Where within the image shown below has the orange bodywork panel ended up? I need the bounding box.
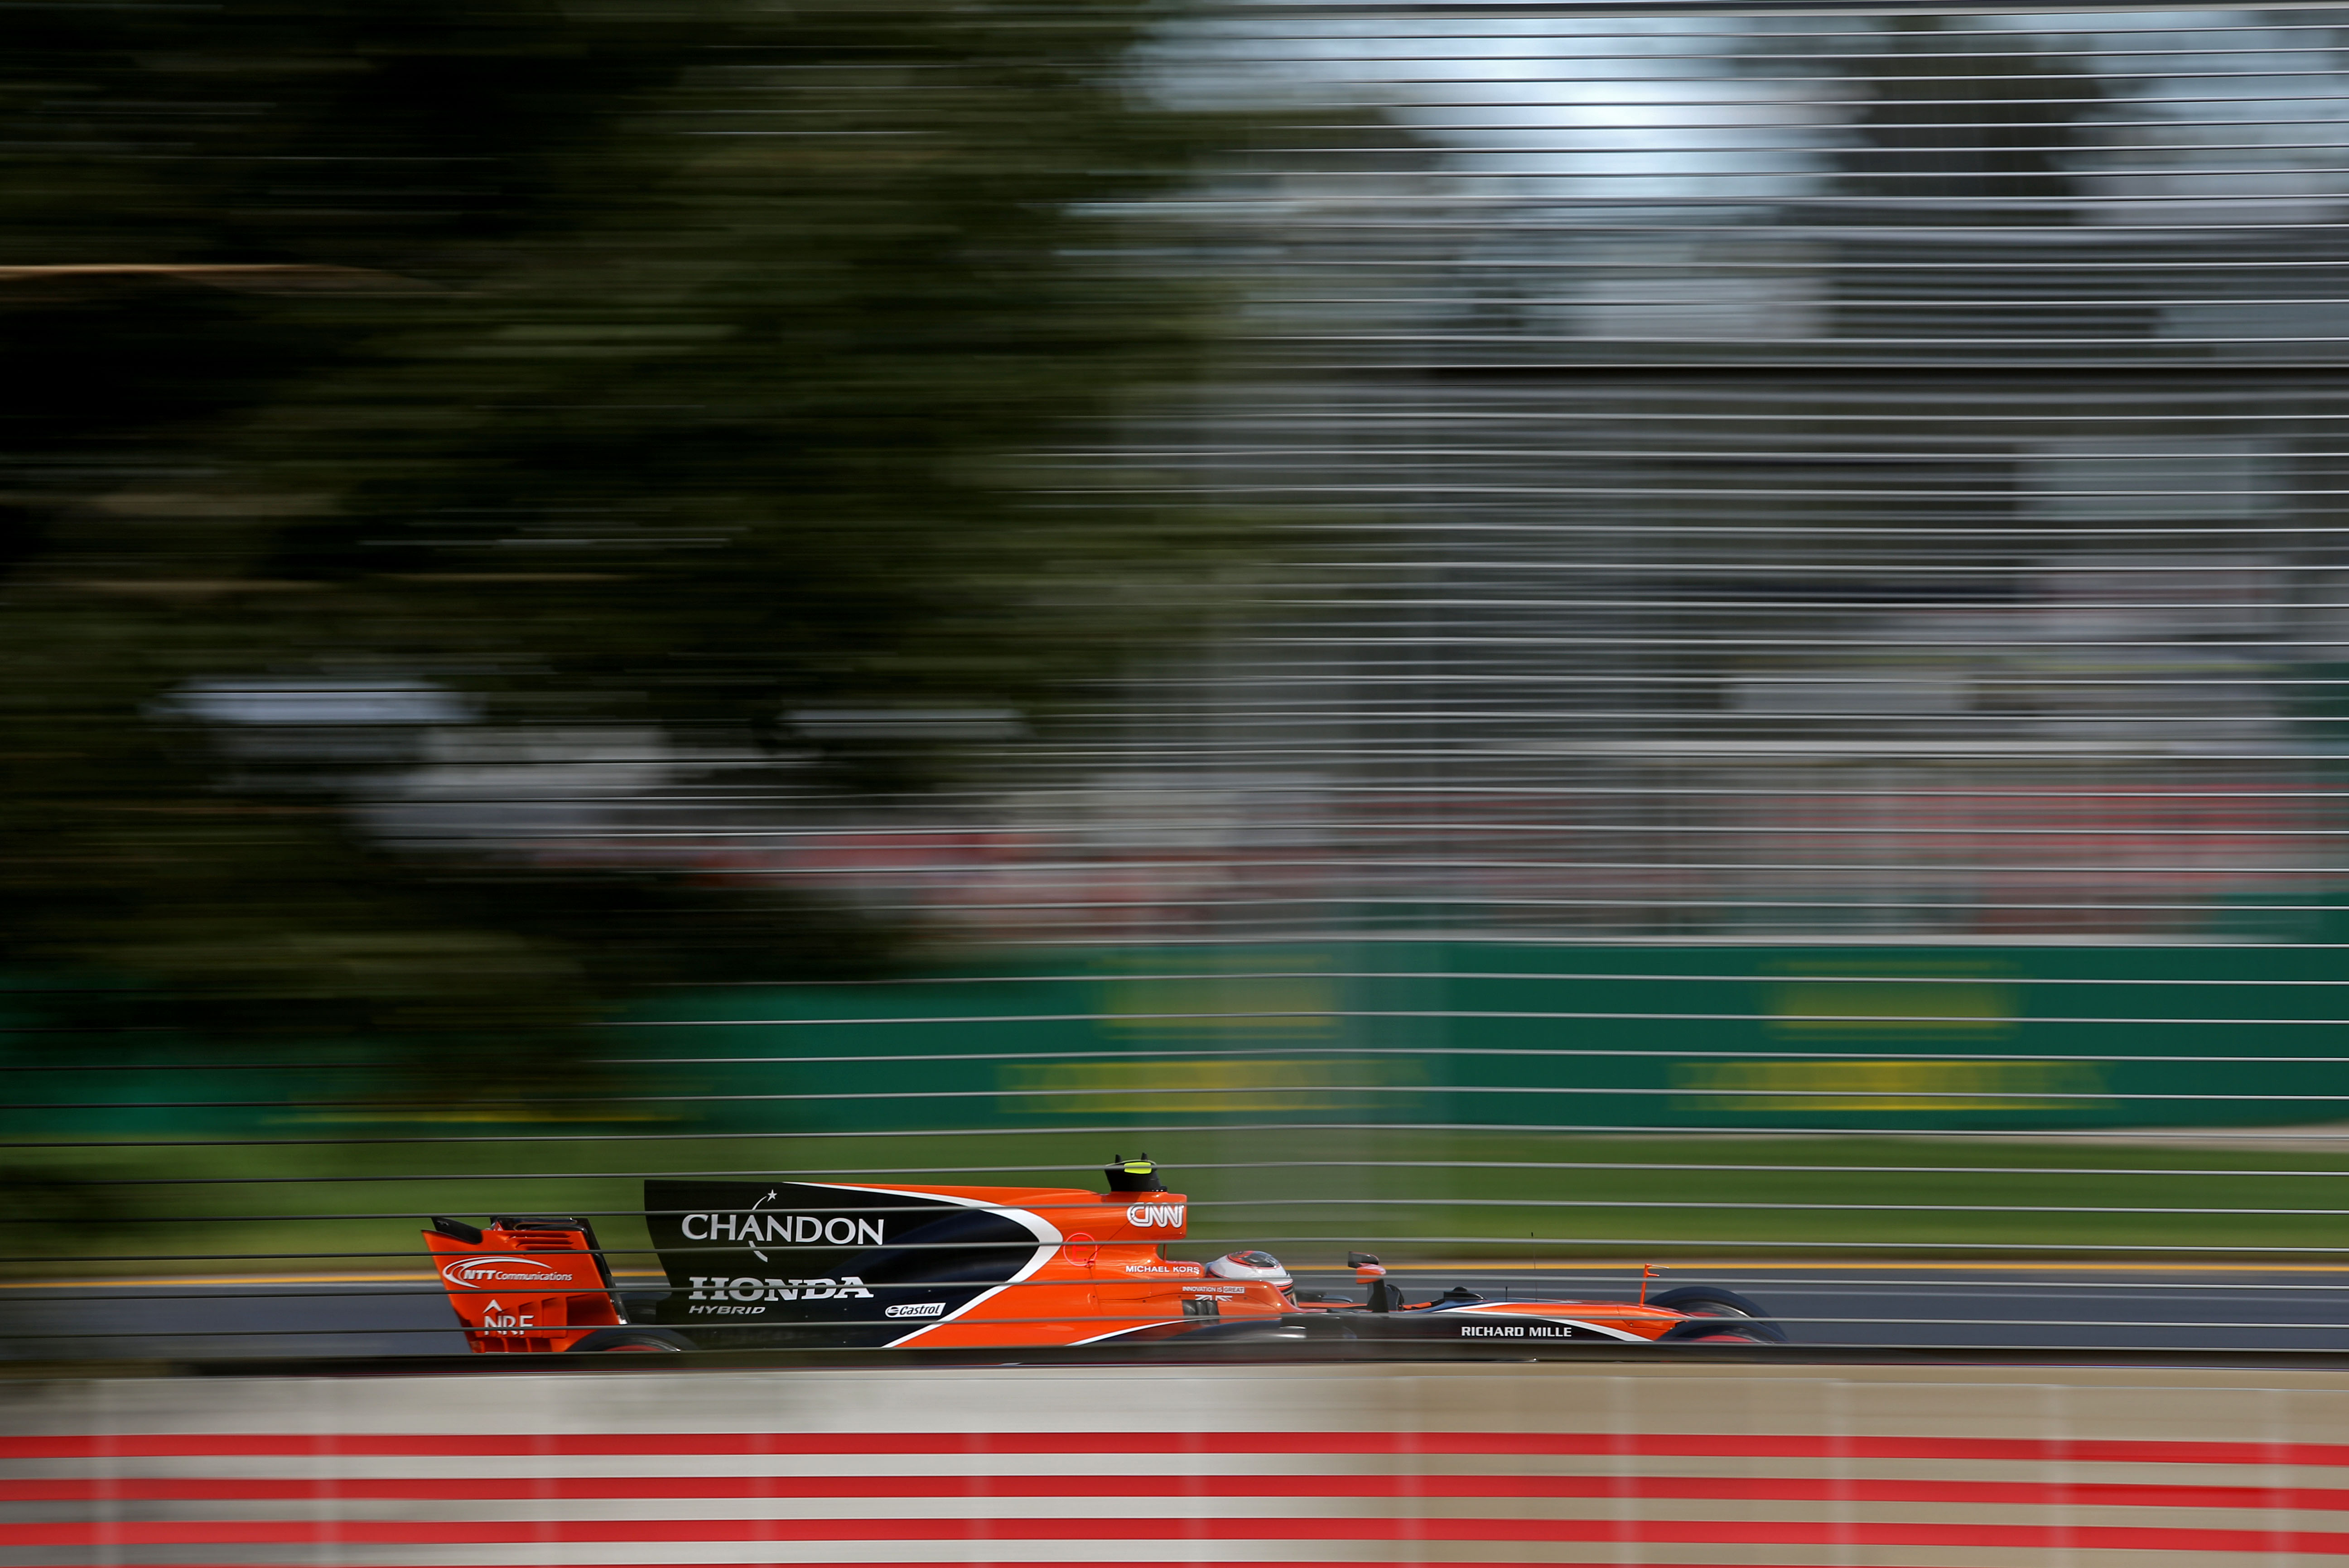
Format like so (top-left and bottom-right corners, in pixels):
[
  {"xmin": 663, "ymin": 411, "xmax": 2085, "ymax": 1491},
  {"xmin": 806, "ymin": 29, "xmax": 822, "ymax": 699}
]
[
  {"xmin": 422, "ymin": 1220, "xmax": 622, "ymax": 1353},
  {"xmin": 853, "ymin": 1186, "xmax": 1287, "ymax": 1349}
]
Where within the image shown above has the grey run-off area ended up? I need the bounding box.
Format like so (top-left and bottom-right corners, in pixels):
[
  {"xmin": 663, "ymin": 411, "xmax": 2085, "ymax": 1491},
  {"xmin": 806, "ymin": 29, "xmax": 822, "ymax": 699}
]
[{"xmin": 9, "ymin": 1266, "xmax": 2349, "ymax": 1361}]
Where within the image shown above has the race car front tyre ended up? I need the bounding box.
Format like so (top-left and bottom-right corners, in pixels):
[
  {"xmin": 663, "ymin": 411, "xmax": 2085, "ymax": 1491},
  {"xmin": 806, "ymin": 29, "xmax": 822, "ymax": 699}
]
[
  {"xmin": 568, "ymin": 1329, "xmax": 693, "ymax": 1353},
  {"xmin": 1650, "ymin": 1287, "xmax": 1786, "ymax": 1343}
]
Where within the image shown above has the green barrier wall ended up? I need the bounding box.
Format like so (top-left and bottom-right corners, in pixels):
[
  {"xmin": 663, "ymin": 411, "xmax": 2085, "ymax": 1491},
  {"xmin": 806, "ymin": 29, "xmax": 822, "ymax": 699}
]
[
  {"xmin": 622, "ymin": 942, "xmax": 2349, "ymax": 1136},
  {"xmin": 10, "ymin": 942, "xmax": 2345, "ymax": 1139}
]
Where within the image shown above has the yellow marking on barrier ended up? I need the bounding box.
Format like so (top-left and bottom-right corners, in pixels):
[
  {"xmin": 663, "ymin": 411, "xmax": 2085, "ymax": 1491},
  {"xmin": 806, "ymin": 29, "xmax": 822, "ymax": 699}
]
[
  {"xmin": 1672, "ymin": 1056, "xmax": 2107, "ymax": 1112},
  {"xmin": 1769, "ymin": 979, "xmax": 2016, "ymax": 1040}
]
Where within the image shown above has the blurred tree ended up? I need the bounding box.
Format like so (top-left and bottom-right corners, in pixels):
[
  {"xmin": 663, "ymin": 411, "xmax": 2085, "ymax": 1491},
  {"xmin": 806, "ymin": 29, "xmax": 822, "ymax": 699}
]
[
  {"xmin": 1833, "ymin": 14, "xmax": 2103, "ymax": 216},
  {"xmin": 0, "ymin": 1, "xmax": 1252, "ymax": 1086}
]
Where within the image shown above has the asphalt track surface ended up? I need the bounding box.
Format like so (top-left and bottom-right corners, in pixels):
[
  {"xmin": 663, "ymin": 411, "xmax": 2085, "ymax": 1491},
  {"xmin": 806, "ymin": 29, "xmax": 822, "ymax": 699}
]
[{"xmin": 11, "ymin": 1264, "xmax": 2349, "ymax": 1360}]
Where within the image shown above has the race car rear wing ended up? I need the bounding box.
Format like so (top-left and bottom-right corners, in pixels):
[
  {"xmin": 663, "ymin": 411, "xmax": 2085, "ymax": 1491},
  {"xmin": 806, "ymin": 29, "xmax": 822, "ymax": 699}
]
[{"xmin": 422, "ymin": 1215, "xmax": 625, "ymax": 1353}]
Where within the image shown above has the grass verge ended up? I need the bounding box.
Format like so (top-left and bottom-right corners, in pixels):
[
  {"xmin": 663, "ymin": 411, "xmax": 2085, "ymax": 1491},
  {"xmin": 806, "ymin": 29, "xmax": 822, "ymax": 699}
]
[{"xmin": 8, "ymin": 1125, "xmax": 2349, "ymax": 1283}]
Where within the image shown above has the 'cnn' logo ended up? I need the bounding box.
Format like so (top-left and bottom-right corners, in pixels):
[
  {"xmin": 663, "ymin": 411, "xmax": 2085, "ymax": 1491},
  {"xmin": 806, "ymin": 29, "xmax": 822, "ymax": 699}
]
[{"xmin": 1125, "ymin": 1203, "xmax": 1185, "ymax": 1228}]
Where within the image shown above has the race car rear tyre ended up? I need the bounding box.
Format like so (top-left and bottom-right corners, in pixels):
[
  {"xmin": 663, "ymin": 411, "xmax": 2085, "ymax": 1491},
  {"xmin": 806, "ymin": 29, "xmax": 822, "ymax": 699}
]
[
  {"xmin": 568, "ymin": 1329, "xmax": 692, "ymax": 1353},
  {"xmin": 1650, "ymin": 1287, "xmax": 1786, "ymax": 1343}
]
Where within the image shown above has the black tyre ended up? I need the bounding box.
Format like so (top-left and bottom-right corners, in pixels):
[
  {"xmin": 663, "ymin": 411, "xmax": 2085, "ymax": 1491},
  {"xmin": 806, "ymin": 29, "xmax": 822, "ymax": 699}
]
[
  {"xmin": 568, "ymin": 1328, "xmax": 693, "ymax": 1353},
  {"xmin": 1650, "ymin": 1286, "xmax": 1786, "ymax": 1344}
]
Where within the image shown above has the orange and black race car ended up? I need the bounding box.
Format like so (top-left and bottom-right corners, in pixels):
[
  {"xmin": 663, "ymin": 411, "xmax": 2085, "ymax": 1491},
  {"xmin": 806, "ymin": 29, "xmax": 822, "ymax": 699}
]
[{"xmin": 422, "ymin": 1157, "xmax": 1781, "ymax": 1354}]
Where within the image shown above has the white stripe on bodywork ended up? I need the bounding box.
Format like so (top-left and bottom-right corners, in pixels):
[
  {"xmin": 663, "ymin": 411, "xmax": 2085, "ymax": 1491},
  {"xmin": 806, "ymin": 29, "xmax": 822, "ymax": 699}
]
[
  {"xmin": 1434, "ymin": 1303, "xmax": 1649, "ymax": 1341},
  {"xmin": 1069, "ymin": 1319, "xmax": 1187, "ymax": 1346},
  {"xmin": 783, "ymin": 1181, "xmax": 1065, "ymax": 1348}
]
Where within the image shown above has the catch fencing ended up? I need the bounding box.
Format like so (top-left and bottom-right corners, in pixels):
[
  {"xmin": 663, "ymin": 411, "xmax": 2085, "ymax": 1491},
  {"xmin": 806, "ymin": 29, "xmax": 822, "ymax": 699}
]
[{"xmin": 23, "ymin": 0, "xmax": 2349, "ymax": 1362}]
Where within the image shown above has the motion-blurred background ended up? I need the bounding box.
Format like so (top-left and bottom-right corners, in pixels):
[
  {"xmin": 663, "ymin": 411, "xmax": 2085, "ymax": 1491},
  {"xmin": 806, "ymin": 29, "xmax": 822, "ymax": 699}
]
[{"xmin": 12, "ymin": 0, "xmax": 2349, "ymax": 1356}]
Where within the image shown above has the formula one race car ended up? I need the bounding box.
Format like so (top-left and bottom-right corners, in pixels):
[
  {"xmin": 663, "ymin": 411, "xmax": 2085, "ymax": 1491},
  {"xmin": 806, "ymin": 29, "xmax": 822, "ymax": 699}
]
[{"xmin": 422, "ymin": 1157, "xmax": 1782, "ymax": 1353}]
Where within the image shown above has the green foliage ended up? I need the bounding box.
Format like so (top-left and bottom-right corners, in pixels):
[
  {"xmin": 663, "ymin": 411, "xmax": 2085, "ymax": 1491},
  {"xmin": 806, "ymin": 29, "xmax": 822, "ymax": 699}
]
[{"xmin": 0, "ymin": 1, "xmax": 1256, "ymax": 1081}]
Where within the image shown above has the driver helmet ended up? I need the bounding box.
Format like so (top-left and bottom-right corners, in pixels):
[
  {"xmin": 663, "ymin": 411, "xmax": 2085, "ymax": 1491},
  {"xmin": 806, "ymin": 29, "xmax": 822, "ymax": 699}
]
[{"xmin": 1206, "ymin": 1250, "xmax": 1292, "ymax": 1290}]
